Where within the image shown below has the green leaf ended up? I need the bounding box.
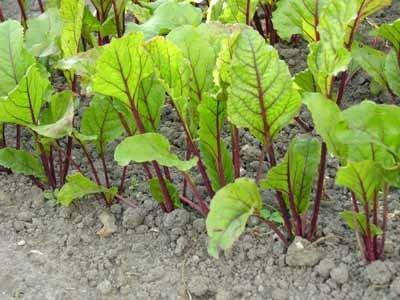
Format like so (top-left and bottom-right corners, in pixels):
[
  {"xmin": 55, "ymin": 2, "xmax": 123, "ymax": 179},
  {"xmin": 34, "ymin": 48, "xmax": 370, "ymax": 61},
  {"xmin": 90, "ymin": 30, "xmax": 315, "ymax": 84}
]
[
  {"xmin": 294, "ymin": 69, "xmax": 317, "ymax": 94},
  {"xmin": 272, "ymin": 0, "xmax": 327, "ymax": 41},
  {"xmin": 0, "ymin": 20, "xmax": 35, "ymax": 96},
  {"xmin": 60, "ymin": 0, "xmax": 85, "ymax": 58},
  {"xmin": 127, "ymin": 1, "xmax": 202, "ymax": 39},
  {"xmin": 58, "ymin": 172, "xmax": 117, "ymax": 206},
  {"xmin": 0, "ymin": 148, "xmax": 46, "ymax": 181},
  {"xmin": 25, "ymin": 8, "xmax": 62, "ymax": 57},
  {"xmin": 146, "ymin": 36, "xmax": 190, "ymax": 120},
  {"xmin": 376, "ymin": 18, "xmax": 400, "ymax": 52},
  {"xmin": 206, "ymin": 178, "xmax": 262, "ymax": 258},
  {"xmin": 126, "ymin": 2, "xmax": 151, "ymax": 23},
  {"xmin": 307, "ymin": 0, "xmax": 358, "ymax": 95},
  {"xmin": 384, "ymin": 49, "xmax": 400, "ymax": 96},
  {"xmin": 115, "ymin": 133, "xmax": 198, "ymax": 172},
  {"xmin": 40, "ymin": 91, "xmax": 74, "ymax": 125},
  {"xmin": 261, "ymin": 137, "xmax": 321, "ymax": 214},
  {"xmin": 216, "ymin": 0, "xmax": 259, "ymax": 24},
  {"xmin": 167, "ymin": 25, "xmax": 217, "ymax": 105},
  {"xmin": 352, "ymin": 44, "xmax": 387, "ymax": 88},
  {"xmin": 260, "ymin": 208, "xmax": 283, "ymax": 224},
  {"xmin": 337, "ymin": 101, "xmax": 400, "ymax": 166},
  {"xmin": 340, "ymin": 211, "xmax": 383, "ymax": 236},
  {"xmin": 227, "ymin": 28, "xmax": 301, "ymax": 143},
  {"xmin": 198, "ymin": 95, "xmax": 234, "ymax": 190},
  {"xmin": 31, "ymin": 94, "xmax": 74, "ymax": 139},
  {"xmin": 82, "ymin": 6, "xmax": 101, "ymax": 47},
  {"xmin": 149, "ymin": 178, "xmax": 182, "ymax": 208},
  {"xmin": 0, "ymin": 64, "xmax": 50, "ymax": 126},
  {"xmin": 93, "ymin": 32, "xmax": 153, "ymax": 105},
  {"xmin": 336, "ymin": 161, "xmax": 382, "ymax": 204},
  {"xmin": 303, "ymin": 92, "xmax": 346, "ymax": 158},
  {"xmin": 80, "ymin": 95, "xmax": 124, "ymax": 151},
  {"xmin": 136, "ymin": 75, "xmax": 166, "ymax": 132}
]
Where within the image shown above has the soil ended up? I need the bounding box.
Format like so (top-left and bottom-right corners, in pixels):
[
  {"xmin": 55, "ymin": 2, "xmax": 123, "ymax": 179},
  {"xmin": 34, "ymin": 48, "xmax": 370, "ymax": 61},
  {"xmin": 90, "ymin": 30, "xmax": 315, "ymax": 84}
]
[{"xmin": 1, "ymin": 1, "xmax": 400, "ymax": 300}]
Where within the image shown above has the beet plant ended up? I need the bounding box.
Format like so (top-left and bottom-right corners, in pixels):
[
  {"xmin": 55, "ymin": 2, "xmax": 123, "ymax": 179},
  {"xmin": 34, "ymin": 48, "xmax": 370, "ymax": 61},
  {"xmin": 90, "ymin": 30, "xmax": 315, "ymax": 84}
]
[{"xmin": 0, "ymin": 0, "xmax": 398, "ymax": 264}]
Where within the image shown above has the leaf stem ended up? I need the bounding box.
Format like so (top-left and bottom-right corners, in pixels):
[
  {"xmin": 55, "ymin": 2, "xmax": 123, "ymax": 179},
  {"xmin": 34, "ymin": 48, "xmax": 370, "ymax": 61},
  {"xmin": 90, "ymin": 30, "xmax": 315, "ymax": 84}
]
[
  {"xmin": 37, "ymin": 0, "xmax": 44, "ymax": 13},
  {"xmin": 182, "ymin": 172, "xmax": 209, "ymax": 215},
  {"xmin": 100, "ymin": 147, "xmax": 110, "ymax": 188},
  {"xmin": 16, "ymin": 125, "xmax": 21, "ymax": 149},
  {"xmin": 307, "ymin": 142, "xmax": 327, "ymax": 239},
  {"xmin": 111, "ymin": 0, "xmax": 123, "ymax": 38},
  {"xmin": 255, "ymin": 215, "xmax": 289, "ymax": 247},
  {"xmin": 16, "ymin": 0, "xmax": 27, "ymax": 30},
  {"xmin": 0, "ymin": 4, "xmax": 5, "ymax": 22},
  {"xmin": 232, "ymin": 125, "xmax": 241, "ymax": 178}
]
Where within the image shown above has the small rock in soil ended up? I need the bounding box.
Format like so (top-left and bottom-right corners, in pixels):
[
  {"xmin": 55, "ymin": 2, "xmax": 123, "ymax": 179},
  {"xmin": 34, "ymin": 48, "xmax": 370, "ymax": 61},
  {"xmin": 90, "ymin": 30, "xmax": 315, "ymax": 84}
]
[
  {"xmin": 17, "ymin": 211, "xmax": 33, "ymax": 222},
  {"xmin": 188, "ymin": 275, "xmax": 210, "ymax": 297},
  {"xmin": 174, "ymin": 236, "xmax": 188, "ymax": 256},
  {"xmin": 110, "ymin": 204, "xmax": 122, "ymax": 215},
  {"xmin": 97, "ymin": 279, "xmax": 113, "ymax": 295},
  {"xmin": 390, "ymin": 277, "xmax": 400, "ymax": 296},
  {"xmin": 316, "ymin": 258, "xmax": 335, "ymax": 278},
  {"xmin": 285, "ymin": 236, "xmax": 321, "ymax": 267},
  {"xmin": 330, "ymin": 264, "xmax": 349, "ymax": 284},
  {"xmin": 122, "ymin": 207, "xmax": 145, "ymax": 229},
  {"xmin": 192, "ymin": 218, "xmax": 205, "ymax": 233},
  {"xmin": 365, "ymin": 261, "xmax": 392, "ymax": 285},
  {"xmin": 97, "ymin": 211, "xmax": 118, "ymax": 237},
  {"xmin": 272, "ymin": 288, "xmax": 289, "ymax": 300},
  {"xmin": 14, "ymin": 220, "xmax": 25, "ymax": 232},
  {"xmin": 163, "ymin": 209, "xmax": 190, "ymax": 229}
]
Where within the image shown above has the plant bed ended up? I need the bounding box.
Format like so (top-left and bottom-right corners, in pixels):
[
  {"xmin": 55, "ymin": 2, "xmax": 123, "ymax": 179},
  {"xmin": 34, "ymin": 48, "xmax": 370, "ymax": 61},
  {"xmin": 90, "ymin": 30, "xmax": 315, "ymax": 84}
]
[{"xmin": 0, "ymin": 0, "xmax": 400, "ymax": 299}]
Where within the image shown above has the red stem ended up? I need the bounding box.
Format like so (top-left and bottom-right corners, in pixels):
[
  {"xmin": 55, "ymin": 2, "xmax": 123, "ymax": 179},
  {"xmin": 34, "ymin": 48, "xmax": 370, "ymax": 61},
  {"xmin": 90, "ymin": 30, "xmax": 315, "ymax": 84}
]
[
  {"xmin": 37, "ymin": 0, "xmax": 44, "ymax": 13},
  {"xmin": 179, "ymin": 195, "xmax": 203, "ymax": 216},
  {"xmin": 17, "ymin": 0, "xmax": 27, "ymax": 29},
  {"xmin": 256, "ymin": 215, "xmax": 289, "ymax": 247},
  {"xmin": 111, "ymin": 0, "xmax": 123, "ymax": 37},
  {"xmin": 182, "ymin": 172, "xmax": 209, "ymax": 215},
  {"xmin": 118, "ymin": 166, "xmax": 128, "ymax": 194},
  {"xmin": 100, "ymin": 148, "xmax": 110, "ymax": 188},
  {"xmin": 0, "ymin": 5, "xmax": 5, "ymax": 22},
  {"xmin": 307, "ymin": 142, "xmax": 327, "ymax": 239},
  {"xmin": 232, "ymin": 126, "xmax": 241, "ymax": 179}
]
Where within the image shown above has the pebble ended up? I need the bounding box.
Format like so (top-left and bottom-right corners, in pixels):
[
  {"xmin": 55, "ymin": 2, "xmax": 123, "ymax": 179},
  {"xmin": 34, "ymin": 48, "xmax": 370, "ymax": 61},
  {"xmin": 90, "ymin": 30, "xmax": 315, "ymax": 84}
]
[
  {"xmin": 17, "ymin": 240, "xmax": 26, "ymax": 246},
  {"xmin": 285, "ymin": 236, "xmax": 321, "ymax": 267},
  {"xmin": 316, "ymin": 258, "xmax": 335, "ymax": 278},
  {"xmin": 122, "ymin": 207, "xmax": 145, "ymax": 229},
  {"xmin": 272, "ymin": 288, "xmax": 289, "ymax": 300},
  {"xmin": 97, "ymin": 211, "xmax": 118, "ymax": 237},
  {"xmin": 17, "ymin": 211, "xmax": 33, "ymax": 222},
  {"xmin": 14, "ymin": 221, "xmax": 25, "ymax": 232},
  {"xmin": 163, "ymin": 209, "xmax": 190, "ymax": 229},
  {"xmin": 390, "ymin": 277, "xmax": 400, "ymax": 296},
  {"xmin": 188, "ymin": 275, "xmax": 210, "ymax": 297},
  {"xmin": 97, "ymin": 279, "xmax": 113, "ymax": 295},
  {"xmin": 365, "ymin": 261, "xmax": 392, "ymax": 285},
  {"xmin": 192, "ymin": 218, "xmax": 205, "ymax": 233},
  {"xmin": 330, "ymin": 264, "xmax": 349, "ymax": 284},
  {"xmin": 174, "ymin": 236, "xmax": 187, "ymax": 256}
]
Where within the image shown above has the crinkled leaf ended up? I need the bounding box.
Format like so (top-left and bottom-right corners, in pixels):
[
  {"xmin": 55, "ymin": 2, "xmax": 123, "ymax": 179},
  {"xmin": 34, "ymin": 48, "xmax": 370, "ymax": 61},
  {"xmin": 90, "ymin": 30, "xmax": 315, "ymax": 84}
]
[
  {"xmin": 272, "ymin": 0, "xmax": 327, "ymax": 41},
  {"xmin": 146, "ymin": 36, "xmax": 190, "ymax": 120},
  {"xmin": 115, "ymin": 133, "xmax": 197, "ymax": 172},
  {"xmin": 93, "ymin": 32, "xmax": 153, "ymax": 105},
  {"xmin": 336, "ymin": 161, "xmax": 382, "ymax": 204},
  {"xmin": 384, "ymin": 49, "xmax": 400, "ymax": 96},
  {"xmin": 0, "ymin": 148, "xmax": 46, "ymax": 181},
  {"xmin": 307, "ymin": 0, "xmax": 358, "ymax": 94},
  {"xmin": 352, "ymin": 44, "xmax": 387, "ymax": 87},
  {"xmin": 294, "ymin": 69, "xmax": 317, "ymax": 93},
  {"xmin": 60, "ymin": 0, "xmax": 85, "ymax": 58},
  {"xmin": 40, "ymin": 91, "xmax": 74, "ymax": 125},
  {"xmin": 58, "ymin": 172, "xmax": 117, "ymax": 206},
  {"xmin": 31, "ymin": 95, "xmax": 74, "ymax": 139},
  {"xmin": 127, "ymin": 1, "xmax": 202, "ymax": 39},
  {"xmin": 340, "ymin": 211, "xmax": 383, "ymax": 236},
  {"xmin": 206, "ymin": 178, "xmax": 262, "ymax": 258},
  {"xmin": 0, "ymin": 64, "xmax": 50, "ymax": 126},
  {"xmin": 149, "ymin": 178, "xmax": 182, "ymax": 208},
  {"xmin": 337, "ymin": 101, "xmax": 400, "ymax": 167},
  {"xmin": 25, "ymin": 8, "xmax": 62, "ymax": 57},
  {"xmin": 80, "ymin": 95, "xmax": 124, "ymax": 151},
  {"xmin": 303, "ymin": 92, "xmax": 346, "ymax": 158},
  {"xmin": 136, "ymin": 75, "xmax": 166, "ymax": 132},
  {"xmin": 0, "ymin": 20, "xmax": 35, "ymax": 96},
  {"xmin": 261, "ymin": 137, "xmax": 321, "ymax": 214},
  {"xmin": 227, "ymin": 28, "xmax": 301, "ymax": 143},
  {"xmin": 376, "ymin": 18, "xmax": 400, "ymax": 52},
  {"xmin": 198, "ymin": 95, "xmax": 234, "ymax": 190}
]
